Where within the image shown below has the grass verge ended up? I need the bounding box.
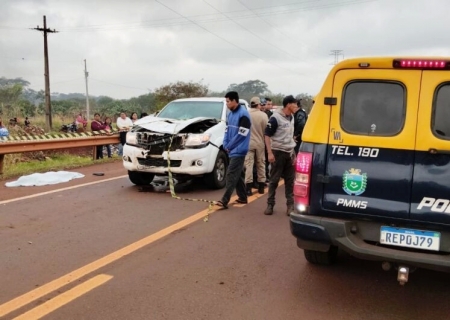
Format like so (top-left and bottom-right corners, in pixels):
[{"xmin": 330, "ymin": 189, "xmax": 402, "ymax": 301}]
[{"xmin": 1, "ymin": 153, "xmax": 120, "ymax": 181}]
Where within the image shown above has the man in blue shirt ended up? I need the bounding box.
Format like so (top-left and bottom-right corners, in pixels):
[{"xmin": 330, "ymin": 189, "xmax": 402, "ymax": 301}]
[{"xmin": 216, "ymin": 91, "xmax": 251, "ymax": 209}]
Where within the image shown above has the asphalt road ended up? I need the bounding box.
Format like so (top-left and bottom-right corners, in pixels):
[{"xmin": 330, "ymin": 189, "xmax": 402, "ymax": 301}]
[{"xmin": 1, "ymin": 162, "xmax": 450, "ymax": 320}]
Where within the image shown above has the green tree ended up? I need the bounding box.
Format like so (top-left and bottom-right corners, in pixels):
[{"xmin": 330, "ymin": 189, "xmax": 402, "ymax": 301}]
[
  {"xmin": 154, "ymin": 81, "xmax": 208, "ymax": 110},
  {"xmin": 226, "ymin": 80, "xmax": 270, "ymax": 101},
  {"xmin": 18, "ymin": 99, "xmax": 36, "ymax": 117},
  {"xmin": 0, "ymin": 77, "xmax": 30, "ymax": 88},
  {"xmin": 51, "ymin": 100, "xmax": 80, "ymax": 122},
  {"xmin": 295, "ymin": 93, "xmax": 315, "ymax": 113},
  {"xmin": 0, "ymin": 83, "xmax": 24, "ymax": 118},
  {"xmin": 129, "ymin": 92, "xmax": 156, "ymax": 114}
]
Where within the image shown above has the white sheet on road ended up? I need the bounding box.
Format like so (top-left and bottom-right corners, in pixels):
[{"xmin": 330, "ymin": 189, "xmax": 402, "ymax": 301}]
[{"xmin": 5, "ymin": 171, "xmax": 85, "ymax": 187}]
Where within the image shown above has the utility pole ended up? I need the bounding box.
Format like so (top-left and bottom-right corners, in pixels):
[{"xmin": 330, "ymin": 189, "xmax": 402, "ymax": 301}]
[
  {"xmin": 32, "ymin": 16, "xmax": 58, "ymax": 132},
  {"xmin": 330, "ymin": 50, "xmax": 344, "ymax": 65},
  {"xmin": 84, "ymin": 59, "xmax": 90, "ymax": 121}
]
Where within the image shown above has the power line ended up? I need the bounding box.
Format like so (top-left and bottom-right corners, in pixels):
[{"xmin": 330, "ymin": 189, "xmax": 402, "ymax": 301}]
[
  {"xmin": 0, "ymin": 0, "xmax": 377, "ymax": 33},
  {"xmin": 56, "ymin": 0, "xmax": 376, "ymax": 32},
  {"xmin": 154, "ymin": 0, "xmax": 305, "ymax": 76},
  {"xmin": 202, "ymin": 0, "xmax": 305, "ymax": 62},
  {"xmin": 236, "ymin": 0, "xmax": 299, "ymax": 43}
]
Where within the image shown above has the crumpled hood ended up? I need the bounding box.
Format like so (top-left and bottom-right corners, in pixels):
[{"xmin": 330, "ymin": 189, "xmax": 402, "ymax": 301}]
[{"xmin": 133, "ymin": 117, "xmax": 215, "ymax": 134}]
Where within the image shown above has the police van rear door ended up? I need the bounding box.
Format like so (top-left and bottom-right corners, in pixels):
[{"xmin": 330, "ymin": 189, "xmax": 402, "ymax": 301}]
[
  {"xmin": 322, "ymin": 68, "xmax": 421, "ymax": 219},
  {"xmin": 411, "ymin": 66, "xmax": 450, "ymax": 225}
]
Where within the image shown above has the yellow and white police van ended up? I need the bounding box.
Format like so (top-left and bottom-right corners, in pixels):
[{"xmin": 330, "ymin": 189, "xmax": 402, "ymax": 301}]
[{"xmin": 291, "ymin": 57, "xmax": 450, "ymax": 285}]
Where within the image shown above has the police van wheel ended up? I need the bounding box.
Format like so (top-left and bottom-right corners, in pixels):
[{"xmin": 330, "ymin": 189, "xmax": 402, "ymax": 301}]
[
  {"xmin": 128, "ymin": 171, "xmax": 155, "ymax": 185},
  {"xmin": 304, "ymin": 246, "xmax": 338, "ymax": 266},
  {"xmin": 204, "ymin": 151, "xmax": 227, "ymax": 189}
]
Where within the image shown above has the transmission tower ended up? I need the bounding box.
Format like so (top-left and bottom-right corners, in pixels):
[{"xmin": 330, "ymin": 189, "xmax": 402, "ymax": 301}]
[{"xmin": 330, "ymin": 50, "xmax": 344, "ymax": 65}]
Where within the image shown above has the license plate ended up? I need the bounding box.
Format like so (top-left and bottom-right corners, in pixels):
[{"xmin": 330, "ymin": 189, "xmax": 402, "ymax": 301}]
[{"xmin": 380, "ymin": 226, "xmax": 440, "ymax": 251}]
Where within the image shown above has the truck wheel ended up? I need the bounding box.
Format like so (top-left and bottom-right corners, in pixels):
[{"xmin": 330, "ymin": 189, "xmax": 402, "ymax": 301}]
[
  {"xmin": 304, "ymin": 246, "xmax": 338, "ymax": 266},
  {"xmin": 128, "ymin": 171, "xmax": 155, "ymax": 185},
  {"xmin": 204, "ymin": 151, "xmax": 227, "ymax": 189}
]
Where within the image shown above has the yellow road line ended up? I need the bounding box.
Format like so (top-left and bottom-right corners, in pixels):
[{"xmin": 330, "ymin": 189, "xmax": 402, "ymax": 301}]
[
  {"xmin": 13, "ymin": 274, "xmax": 113, "ymax": 320},
  {"xmin": 0, "ymin": 175, "xmax": 127, "ymax": 206},
  {"xmin": 0, "ymin": 192, "xmax": 253, "ymax": 317},
  {"xmin": 0, "ymin": 181, "xmax": 283, "ymax": 318}
]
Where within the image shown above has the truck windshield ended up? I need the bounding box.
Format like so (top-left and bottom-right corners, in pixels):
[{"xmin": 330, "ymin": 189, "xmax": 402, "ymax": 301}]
[{"xmin": 157, "ymin": 101, "xmax": 223, "ymax": 120}]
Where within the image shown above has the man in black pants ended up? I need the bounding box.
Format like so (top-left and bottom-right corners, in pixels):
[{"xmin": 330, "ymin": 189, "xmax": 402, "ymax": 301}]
[
  {"xmin": 264, "ymin": 95, "xmax": 298, "ymax": 216},
  {"xmin": 216, "ymin": 91, "xmax": 251, "ymax": 209}
]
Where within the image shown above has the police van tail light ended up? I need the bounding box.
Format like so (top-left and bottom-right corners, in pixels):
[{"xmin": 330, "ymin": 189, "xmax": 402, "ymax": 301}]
[
  {"xmin": 393, "ymin": 59, "xmax": 450, "ymax": 70},
  {"xmin": 294, "ymin": 152, "xmax": 312, "ymax": 212}
]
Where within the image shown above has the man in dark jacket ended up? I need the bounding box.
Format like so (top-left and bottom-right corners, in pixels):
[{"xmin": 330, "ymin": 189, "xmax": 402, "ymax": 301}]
[
  {"xmin": 216, "ymin": 91, "xmax": 251, "ymax": 209},
  {"xmin": 293, "ymin": 99, "xmax": 308, "ymax": 154}
]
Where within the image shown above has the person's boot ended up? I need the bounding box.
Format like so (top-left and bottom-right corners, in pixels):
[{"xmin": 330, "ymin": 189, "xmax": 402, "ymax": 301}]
[
  {"xmin": 246, "ymin": 183, "xmax": 253, "ymax": 196},
  {"xmin": 258, "ymin": 182, "xmax": 265, "ymax": 194},
  {"xmin": 264, "ymin": 204, "xmax": 274, "ymax": 215},
  {"xmin": 286, "ymin": 204, "xmax": 295, "ymax": 216}
]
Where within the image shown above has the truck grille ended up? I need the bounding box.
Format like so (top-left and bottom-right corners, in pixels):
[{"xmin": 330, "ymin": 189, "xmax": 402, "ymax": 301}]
[
  {"xmin": 136, "ymin": 132, "xmax": 185, "ymax": 155},
  {"xmin": 137, "ymin": 158, "xmax": 182, "ymax": 168}
]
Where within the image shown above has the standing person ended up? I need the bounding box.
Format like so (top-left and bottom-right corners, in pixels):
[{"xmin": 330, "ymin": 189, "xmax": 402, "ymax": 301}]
[
  {"xmin": 263, "ymin": 97, "xmax": 273, "ymax": 118},
  {"xmin": 215, "ymin": 91, "xmax": 251, "ymax": 209},
  {"xmin": 91, "ymin": 113, "xmax": 107, "ymax": 160},
  {"xmin": 245, "ymin": 97, "xmax": 268, "ymax": 195},
  {"xmin": 140, "ymin": 112, "xmax": 148, "ymax": 119},
  {"xmin": 130, "ymin": 112, "xmax": 138, "ymax": 124},
  {"xmin": 264, "ymin": 95, "xmax": 299, "ymax": 216},
  {"xmin": 104, "ymin": 116, "xmax": 113, "ymax": 158},
  {"xmin": 262, "ymin": 97, "xmax": 273, "ymax": 181},
  {"xmin": 116, "ymin": 112, "xmax": 133, "ymax": 156},
  {"xmin": 293, "ymin": 99, "xmax": 308, "ymax": 154}
]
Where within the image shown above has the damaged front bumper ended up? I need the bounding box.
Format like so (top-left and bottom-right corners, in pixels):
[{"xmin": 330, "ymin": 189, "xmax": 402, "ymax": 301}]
[{"xmin": 122, "ymin": 143, "xmax": 219, "ymax": 176}]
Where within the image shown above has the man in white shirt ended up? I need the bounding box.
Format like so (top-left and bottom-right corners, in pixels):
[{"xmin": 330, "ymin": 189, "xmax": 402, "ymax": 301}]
[{"xmin": 117, "ymin": 112, "xmax": 133, "ymax": 156}]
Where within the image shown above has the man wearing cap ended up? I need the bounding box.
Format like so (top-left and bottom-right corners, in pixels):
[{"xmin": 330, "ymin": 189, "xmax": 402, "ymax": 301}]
[
  {"xmin": 245, "ymin": 97, "xmax": 269, "ymax": 195},
  {"xmin": 264, "ymin": 95, "xmax": 299, "ymax": 216}
]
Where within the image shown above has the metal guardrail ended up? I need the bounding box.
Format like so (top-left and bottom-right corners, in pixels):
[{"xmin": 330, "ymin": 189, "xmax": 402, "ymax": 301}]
[{"xmin": 0, "ymin": 130, "xmax": 121, "ymax": 175}]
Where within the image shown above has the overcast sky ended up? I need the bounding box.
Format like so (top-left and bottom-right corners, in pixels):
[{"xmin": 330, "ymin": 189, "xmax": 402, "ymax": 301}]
[{"xmin": 1, "ymin": 0, "xmax": 449, "ymax": 100}]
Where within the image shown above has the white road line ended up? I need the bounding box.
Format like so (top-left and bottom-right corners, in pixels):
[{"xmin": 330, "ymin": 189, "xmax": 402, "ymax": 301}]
[{"xmin": 0, "ymin": 175, "xmax": 127, "ymax": 206}]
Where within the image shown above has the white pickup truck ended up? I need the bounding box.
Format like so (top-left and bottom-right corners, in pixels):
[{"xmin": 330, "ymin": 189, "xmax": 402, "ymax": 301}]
[{"xmin": 123, "ymin": 97, "xmax": 249, "ymax": 189}]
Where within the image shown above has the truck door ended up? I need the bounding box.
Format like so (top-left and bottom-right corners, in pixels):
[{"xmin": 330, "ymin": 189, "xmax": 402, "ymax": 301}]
[
  {"xmin": 322, "ymin": 69, "xmax": 421, "ymax": 219},
  {"xmin": 411, "ymin": 70, "xmax": 450, "ymax": 225}
]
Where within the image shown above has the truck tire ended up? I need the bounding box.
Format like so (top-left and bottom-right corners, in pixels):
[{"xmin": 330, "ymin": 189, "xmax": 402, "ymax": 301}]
[
  {"xmin": 204, "ymin": 150, "xmax": 227, "ymax": 189},
  {"xmin": 304, "ymin": 246, "xmax": 338, "ymax": 266},
  {"xmin": 128, "ymin": 171, "xmax": 155, "ymax": 185}
]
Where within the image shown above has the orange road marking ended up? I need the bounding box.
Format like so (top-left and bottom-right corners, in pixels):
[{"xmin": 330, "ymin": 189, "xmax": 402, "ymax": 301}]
[
  {"xmin": 13, "ymin": 274, "xmax": 113, "ymax": 320},
  {"xmin": 0, "ymin": 179, "xmax": 282, "ymax": 318}
]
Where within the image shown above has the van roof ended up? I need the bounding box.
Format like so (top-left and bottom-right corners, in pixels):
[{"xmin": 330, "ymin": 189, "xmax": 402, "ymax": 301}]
[{"xmin": 333, "ymin": 57, "xmax": 450, "ymax": 70}]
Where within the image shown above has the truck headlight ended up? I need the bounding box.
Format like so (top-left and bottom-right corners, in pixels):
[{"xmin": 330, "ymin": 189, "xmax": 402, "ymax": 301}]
[
  {"xmin": 184, "ymin": 133, "xmax": 211, "ymax": 147},
  {"xmin": 126, "ymin": 132, "xmax": 137, "ymax": 145}
]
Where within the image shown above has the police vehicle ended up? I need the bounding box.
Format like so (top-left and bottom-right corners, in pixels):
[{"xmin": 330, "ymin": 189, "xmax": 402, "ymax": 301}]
[{"xmin": 291, "ymin": 57, "xmax": 450, "ymax": 285}]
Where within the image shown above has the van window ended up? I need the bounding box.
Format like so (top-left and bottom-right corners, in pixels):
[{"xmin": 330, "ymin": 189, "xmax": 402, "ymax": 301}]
[
  {"xmin": 341, "ymin": 81, "xmax": 405, "ymax": 136},
  {"xmin": 433, "ymin": 84, "xmax": 450, "ymax": 138}
]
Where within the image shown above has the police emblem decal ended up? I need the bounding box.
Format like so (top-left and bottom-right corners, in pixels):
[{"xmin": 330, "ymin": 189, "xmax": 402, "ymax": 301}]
[{"xmin": 342, "ymin": 168, "xmax": 367, "ymax": 196}]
